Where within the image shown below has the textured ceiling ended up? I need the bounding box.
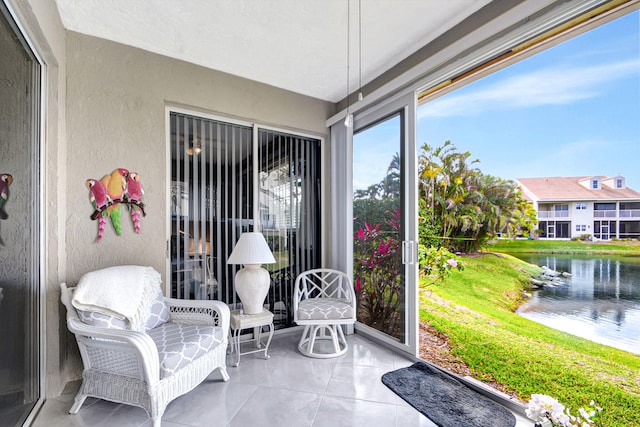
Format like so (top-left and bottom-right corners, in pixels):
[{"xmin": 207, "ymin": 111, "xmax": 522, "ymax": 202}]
[{"xmin": 54, "ymin": 0, "xmax": 492, "ymax": 102}]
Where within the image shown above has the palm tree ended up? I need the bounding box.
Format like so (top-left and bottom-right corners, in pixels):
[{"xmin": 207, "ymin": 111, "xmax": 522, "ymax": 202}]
[
  {"xmin": 418, "ymin": 141, "xmax": 532, "ymax": 252},
  {"xmin": 380, "ymin": 153, "xmax": 400, "ymax": 199}
]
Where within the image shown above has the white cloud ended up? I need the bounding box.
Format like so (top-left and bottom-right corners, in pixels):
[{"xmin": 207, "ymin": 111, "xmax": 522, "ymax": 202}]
[
  {"xmin": 352, "ymin": 149, "xmax": 392, "ymax": 191},
  {"xmin": 553, "ymin": 139, "xmax": 610, "ymax": 157},
  {"xmin": 419, "ymin": 59, "xmax": 639, "ymax": 119},
  {"xmin": 517, "ymin": 139, "xmax": 617, "ymax": 179},
  {"xmin": 471, "ymin": 138, "xmax": 631, "ymax": 182},
  {"xmin": 353, "ymin": 122, "xmax": 401, "ymax": 191}
]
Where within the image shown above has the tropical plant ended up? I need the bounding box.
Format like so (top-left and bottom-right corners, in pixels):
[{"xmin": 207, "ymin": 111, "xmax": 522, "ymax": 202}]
[
  {"xmin": 353, "ymin": 216, "xmax": 403, "ymax": 338},
  {"xmin": 418, "ymin": 141, "xmax": 536, "ymax": 252},
  {"xmin": 418, "ymin": 245, "xmax": 464, "ymax": 286},
  {"xmin": 353, "ymin": 153, "xmax": 466, "ymax": 338},
  {"xmin": 352, "ymin": 154, "xmax": 404, "ymax": 337}
]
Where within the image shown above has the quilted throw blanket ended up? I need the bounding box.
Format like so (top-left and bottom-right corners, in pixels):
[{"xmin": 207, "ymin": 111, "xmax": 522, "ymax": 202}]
[{"xmin": 72, "ymin": 265, "xmax": 161, "ymax": 331}]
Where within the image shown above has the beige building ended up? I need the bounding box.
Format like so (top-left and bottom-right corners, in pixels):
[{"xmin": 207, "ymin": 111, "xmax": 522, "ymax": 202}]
[{"xmin": 518, "ymin": 176, "xmax": 640, "ymax": 240}]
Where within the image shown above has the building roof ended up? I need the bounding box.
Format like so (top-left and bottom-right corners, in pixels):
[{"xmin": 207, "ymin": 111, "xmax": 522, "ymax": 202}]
[{"xmin": 517, "ymin": 176, "xmax": 640, "ymax": 202}]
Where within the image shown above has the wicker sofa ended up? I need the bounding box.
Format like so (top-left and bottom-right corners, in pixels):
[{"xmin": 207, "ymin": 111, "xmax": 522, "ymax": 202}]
[{"xmin": 60, "ymin": 265, "xmax": 230, "ymax": 427}]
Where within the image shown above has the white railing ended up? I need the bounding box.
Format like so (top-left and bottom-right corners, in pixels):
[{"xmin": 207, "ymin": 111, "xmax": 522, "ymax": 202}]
[
  {"xmin": 538, "ymin": 211, "xmax": 569, "ymax": 219},
  {"xmin": 619, "ymin": 209, "xmax": 640, "ymax": 218},
  {"xmin": 594, "ymin": 210, "xmax": 617, "ymax": 218}
]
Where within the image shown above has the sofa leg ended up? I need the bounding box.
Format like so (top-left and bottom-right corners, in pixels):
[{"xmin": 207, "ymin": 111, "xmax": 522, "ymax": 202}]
[
  {"xmin": 69, "ymin": 392, "xmax": 87, "ymax": 413},
  {"xmin": 220, "ymin": 366, "xmax": 230, "ymax": 382}
]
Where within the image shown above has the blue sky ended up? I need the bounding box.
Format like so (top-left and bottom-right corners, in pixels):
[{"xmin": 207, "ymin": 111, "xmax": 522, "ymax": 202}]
[{"xmin": 417, "ymin": 11, "xmax": 640, "ymax": 189}]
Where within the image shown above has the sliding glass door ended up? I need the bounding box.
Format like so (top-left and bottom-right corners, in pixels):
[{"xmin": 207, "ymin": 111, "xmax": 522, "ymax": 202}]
[
  {"xmin": 169, "ymin": 112, "xmax": 321, "ymax": 328},
  {"xmin": 353, "ymin": 115, "xmax": 404, "ymax": 339},
  {"xmin": 352, "ymin": 94, "xmax": 419, "ymax": 355},
  {"xmin": 170, "ymin": 113, "xmax": 253, "ymax": 306},
  {"xmin": 258, "ymin": 129, "xmax": 321, "ymax": 327},
  {"xmin": 0, "ymin": 3, "xmax": 42, "ymax": 424}
]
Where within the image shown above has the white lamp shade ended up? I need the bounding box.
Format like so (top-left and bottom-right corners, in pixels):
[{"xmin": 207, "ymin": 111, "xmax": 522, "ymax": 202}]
[
  {"xmin": 227, "ymin": 232, "xmax": 276, "ymax": 265},
  {"xmin": 228, "ymin": 232, "xmax": 275, "ymax": 315}
]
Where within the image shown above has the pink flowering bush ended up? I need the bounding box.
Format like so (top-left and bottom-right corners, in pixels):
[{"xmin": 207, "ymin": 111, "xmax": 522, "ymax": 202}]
[
  {"xmin": 353, "ymin": 211, "xmax": 402, "ymax": 339},
  {"xmin": 353, "ymin": 208, "xmax": 464, "ymax": 339}
]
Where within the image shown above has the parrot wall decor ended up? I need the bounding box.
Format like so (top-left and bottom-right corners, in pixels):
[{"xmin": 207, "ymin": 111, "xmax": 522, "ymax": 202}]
[
  {"xmin": 87, "ymin": 168, "xmax": 146, "ymax": 242},
  {"xmin": 0, "ymin": 173, "xmax": 13, "ymax": 246},
  {"xmin": 125, "ymin": 172, "xmax": 145, "ymax": 234}
]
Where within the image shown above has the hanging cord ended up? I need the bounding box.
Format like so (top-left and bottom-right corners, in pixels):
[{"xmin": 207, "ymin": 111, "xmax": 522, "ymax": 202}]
[
  {"xmin": 358, "ymin": 0, "xmax": 362, "ymax": 101},
  {"xmin": 344, "ymin": 0, "xmax": 352, "ymax": 127},
  {"xmin": 346, "ymin": 0, "xmax": 350, "ymax": 102}
]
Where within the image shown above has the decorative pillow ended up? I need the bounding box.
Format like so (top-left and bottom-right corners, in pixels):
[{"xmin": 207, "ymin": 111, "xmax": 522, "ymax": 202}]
[
  {"xmin": 144, "ymin": 284, "xmax": 170, "ymax": 331},
  {"xmin": 77, "ymin": 309, "xmax": 127, "ymax": 329}
]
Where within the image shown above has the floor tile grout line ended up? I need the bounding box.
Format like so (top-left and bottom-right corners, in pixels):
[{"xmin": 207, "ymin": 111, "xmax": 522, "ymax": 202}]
[
  {"xmin": 36, "ymin": 334, "xmax": 438, "ymax": 427},
  {"xmin": 225, "ymin": 383, "xmax": 261, "ymax": 426}
]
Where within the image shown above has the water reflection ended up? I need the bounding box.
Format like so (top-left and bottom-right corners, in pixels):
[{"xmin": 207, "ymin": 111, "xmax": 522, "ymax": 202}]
[{"xmin": 514, "ymin": 254, "xmax": 640, "ymax": 354}]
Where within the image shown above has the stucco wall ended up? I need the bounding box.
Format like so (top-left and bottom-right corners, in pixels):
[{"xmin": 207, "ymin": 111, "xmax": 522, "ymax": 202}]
[
  {"xmin": 65, "ymin": 30, "xmax": 331, "ymax": 282},
  {"xmin": 63, "ymin": 31, "xmax": 332, "ymax": 382}
]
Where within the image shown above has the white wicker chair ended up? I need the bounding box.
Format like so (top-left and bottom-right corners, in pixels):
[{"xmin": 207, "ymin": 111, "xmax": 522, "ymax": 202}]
[
  {"xmin": 60, "ymin": 270, "xmax": 230, "ymax": 427},
  {"xmin": 293, "ymin": 269, "xmax": 356, "ymax": 358}
]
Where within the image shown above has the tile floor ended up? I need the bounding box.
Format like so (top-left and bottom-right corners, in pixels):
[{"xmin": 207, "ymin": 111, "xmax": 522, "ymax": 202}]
[{"xmin": 33, "ymin": 331, "xmax": 532, "ymax": 426}]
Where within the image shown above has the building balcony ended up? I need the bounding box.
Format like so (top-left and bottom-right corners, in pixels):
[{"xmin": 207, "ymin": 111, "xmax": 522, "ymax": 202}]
[
  {"xmin": 537, "ymin": 211, "xmax": 569, "ymax": 219},
  {"xmin": 592, "ymin": 209, "xmax": 640, "ymax": 219},
  {"xmin": 593, "ymin": 210, "xmax": 617, "ymax": 218},
  {"xmin": 619, "ymin": 209, "xmax": 640, "ymax": 218}
]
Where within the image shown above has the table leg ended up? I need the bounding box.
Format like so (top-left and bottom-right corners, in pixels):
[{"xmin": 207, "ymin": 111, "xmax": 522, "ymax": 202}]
[
  {"xmin": 263, "ymin": 322, "xmax": 274, "ymax": 360},
  {"xmin": 254, "ymin": 326, "xmax": 262, "ymax": 349},
  {"xmin": 233, "ymin": 328, "xmax": 241, "ymax": 367}
]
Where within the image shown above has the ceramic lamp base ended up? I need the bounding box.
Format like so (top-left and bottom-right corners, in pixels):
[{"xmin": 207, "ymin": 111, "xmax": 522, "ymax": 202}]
[{"xmin": 234, "ymin": 264, "xmax": 270, "ymax": 315}]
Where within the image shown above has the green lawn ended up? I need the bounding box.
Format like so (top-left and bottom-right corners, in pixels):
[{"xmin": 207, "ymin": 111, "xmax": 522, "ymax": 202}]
[
  {"xmin": 420, "ymin": 253, "xmax": 640, "ymax": 426},
  {"xmin": 488, "ymin": 238, "xmax": 640, "ymax": 255}
]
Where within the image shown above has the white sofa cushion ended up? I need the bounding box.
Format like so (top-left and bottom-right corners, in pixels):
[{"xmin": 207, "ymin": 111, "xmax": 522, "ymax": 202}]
[{"xmin": 148, "ymin": 323, "xmax": 225, "ymax": 379}]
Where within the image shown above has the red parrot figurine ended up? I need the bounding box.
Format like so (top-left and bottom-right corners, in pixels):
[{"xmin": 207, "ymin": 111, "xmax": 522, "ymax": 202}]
[
  {"xmin": 0, "ymin": 173, "xmax": 12, "ymax": 245},
  {"xmin": 126, "ymin": 171, "xmax": 145, "ymax": 233},
  {"xmin": 86, "ymin": 178, "xmax": 112, "ymax": 243}
]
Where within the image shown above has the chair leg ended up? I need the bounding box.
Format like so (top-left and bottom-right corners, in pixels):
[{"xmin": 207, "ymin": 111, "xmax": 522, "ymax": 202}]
[
  {"xmin": 336, "ymin": 323, "xmax": 347, "ymax": 347},
  {"xmin": 298, "ymin": 324, "xmax": 349, "ymax": 358},
  {"xmin": 307, "ymin": 325, "xmax": 319, "ymax": 353},
  {"xmin": 330, "ymin": 325, "xmax": 341, "ymax": 354}
]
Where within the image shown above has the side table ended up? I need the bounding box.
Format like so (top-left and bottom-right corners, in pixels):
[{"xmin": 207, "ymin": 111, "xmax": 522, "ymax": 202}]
[{"xmin": 229, "ymin": 309, "xmax": 274, "ymax": 367}]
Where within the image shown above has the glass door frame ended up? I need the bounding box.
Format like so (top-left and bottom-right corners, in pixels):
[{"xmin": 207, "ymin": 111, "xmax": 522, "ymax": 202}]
[
  {"xmin": 1, "ymin": 0, "xmax": 46, "ymax": 423},
  {"xmin": 351, "ymin": 92, "xmax": 419, "ymax": 356},
  {"xmin": 165, "ymin": 106, "xmax": 255, "ymax": 301},
  {"xmin": 547, "ymin": 223, "xmax": 555, "ymax": 239}
]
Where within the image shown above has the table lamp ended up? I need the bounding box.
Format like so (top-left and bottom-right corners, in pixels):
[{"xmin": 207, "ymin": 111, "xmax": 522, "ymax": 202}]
[{"xmin": 227, "ymin": 232, "xmax": 276, "ymax": 315}]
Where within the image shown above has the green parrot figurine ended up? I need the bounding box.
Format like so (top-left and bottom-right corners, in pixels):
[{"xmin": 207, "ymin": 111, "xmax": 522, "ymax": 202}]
[{"xmin": 100, "ymin": 168, "xmax": 129, "ymax": 235}]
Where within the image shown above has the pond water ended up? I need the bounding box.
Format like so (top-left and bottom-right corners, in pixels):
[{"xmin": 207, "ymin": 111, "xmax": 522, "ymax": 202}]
[{"xmin": 512, "ymin": 254, "xmax": 640, "ymax": 354}]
